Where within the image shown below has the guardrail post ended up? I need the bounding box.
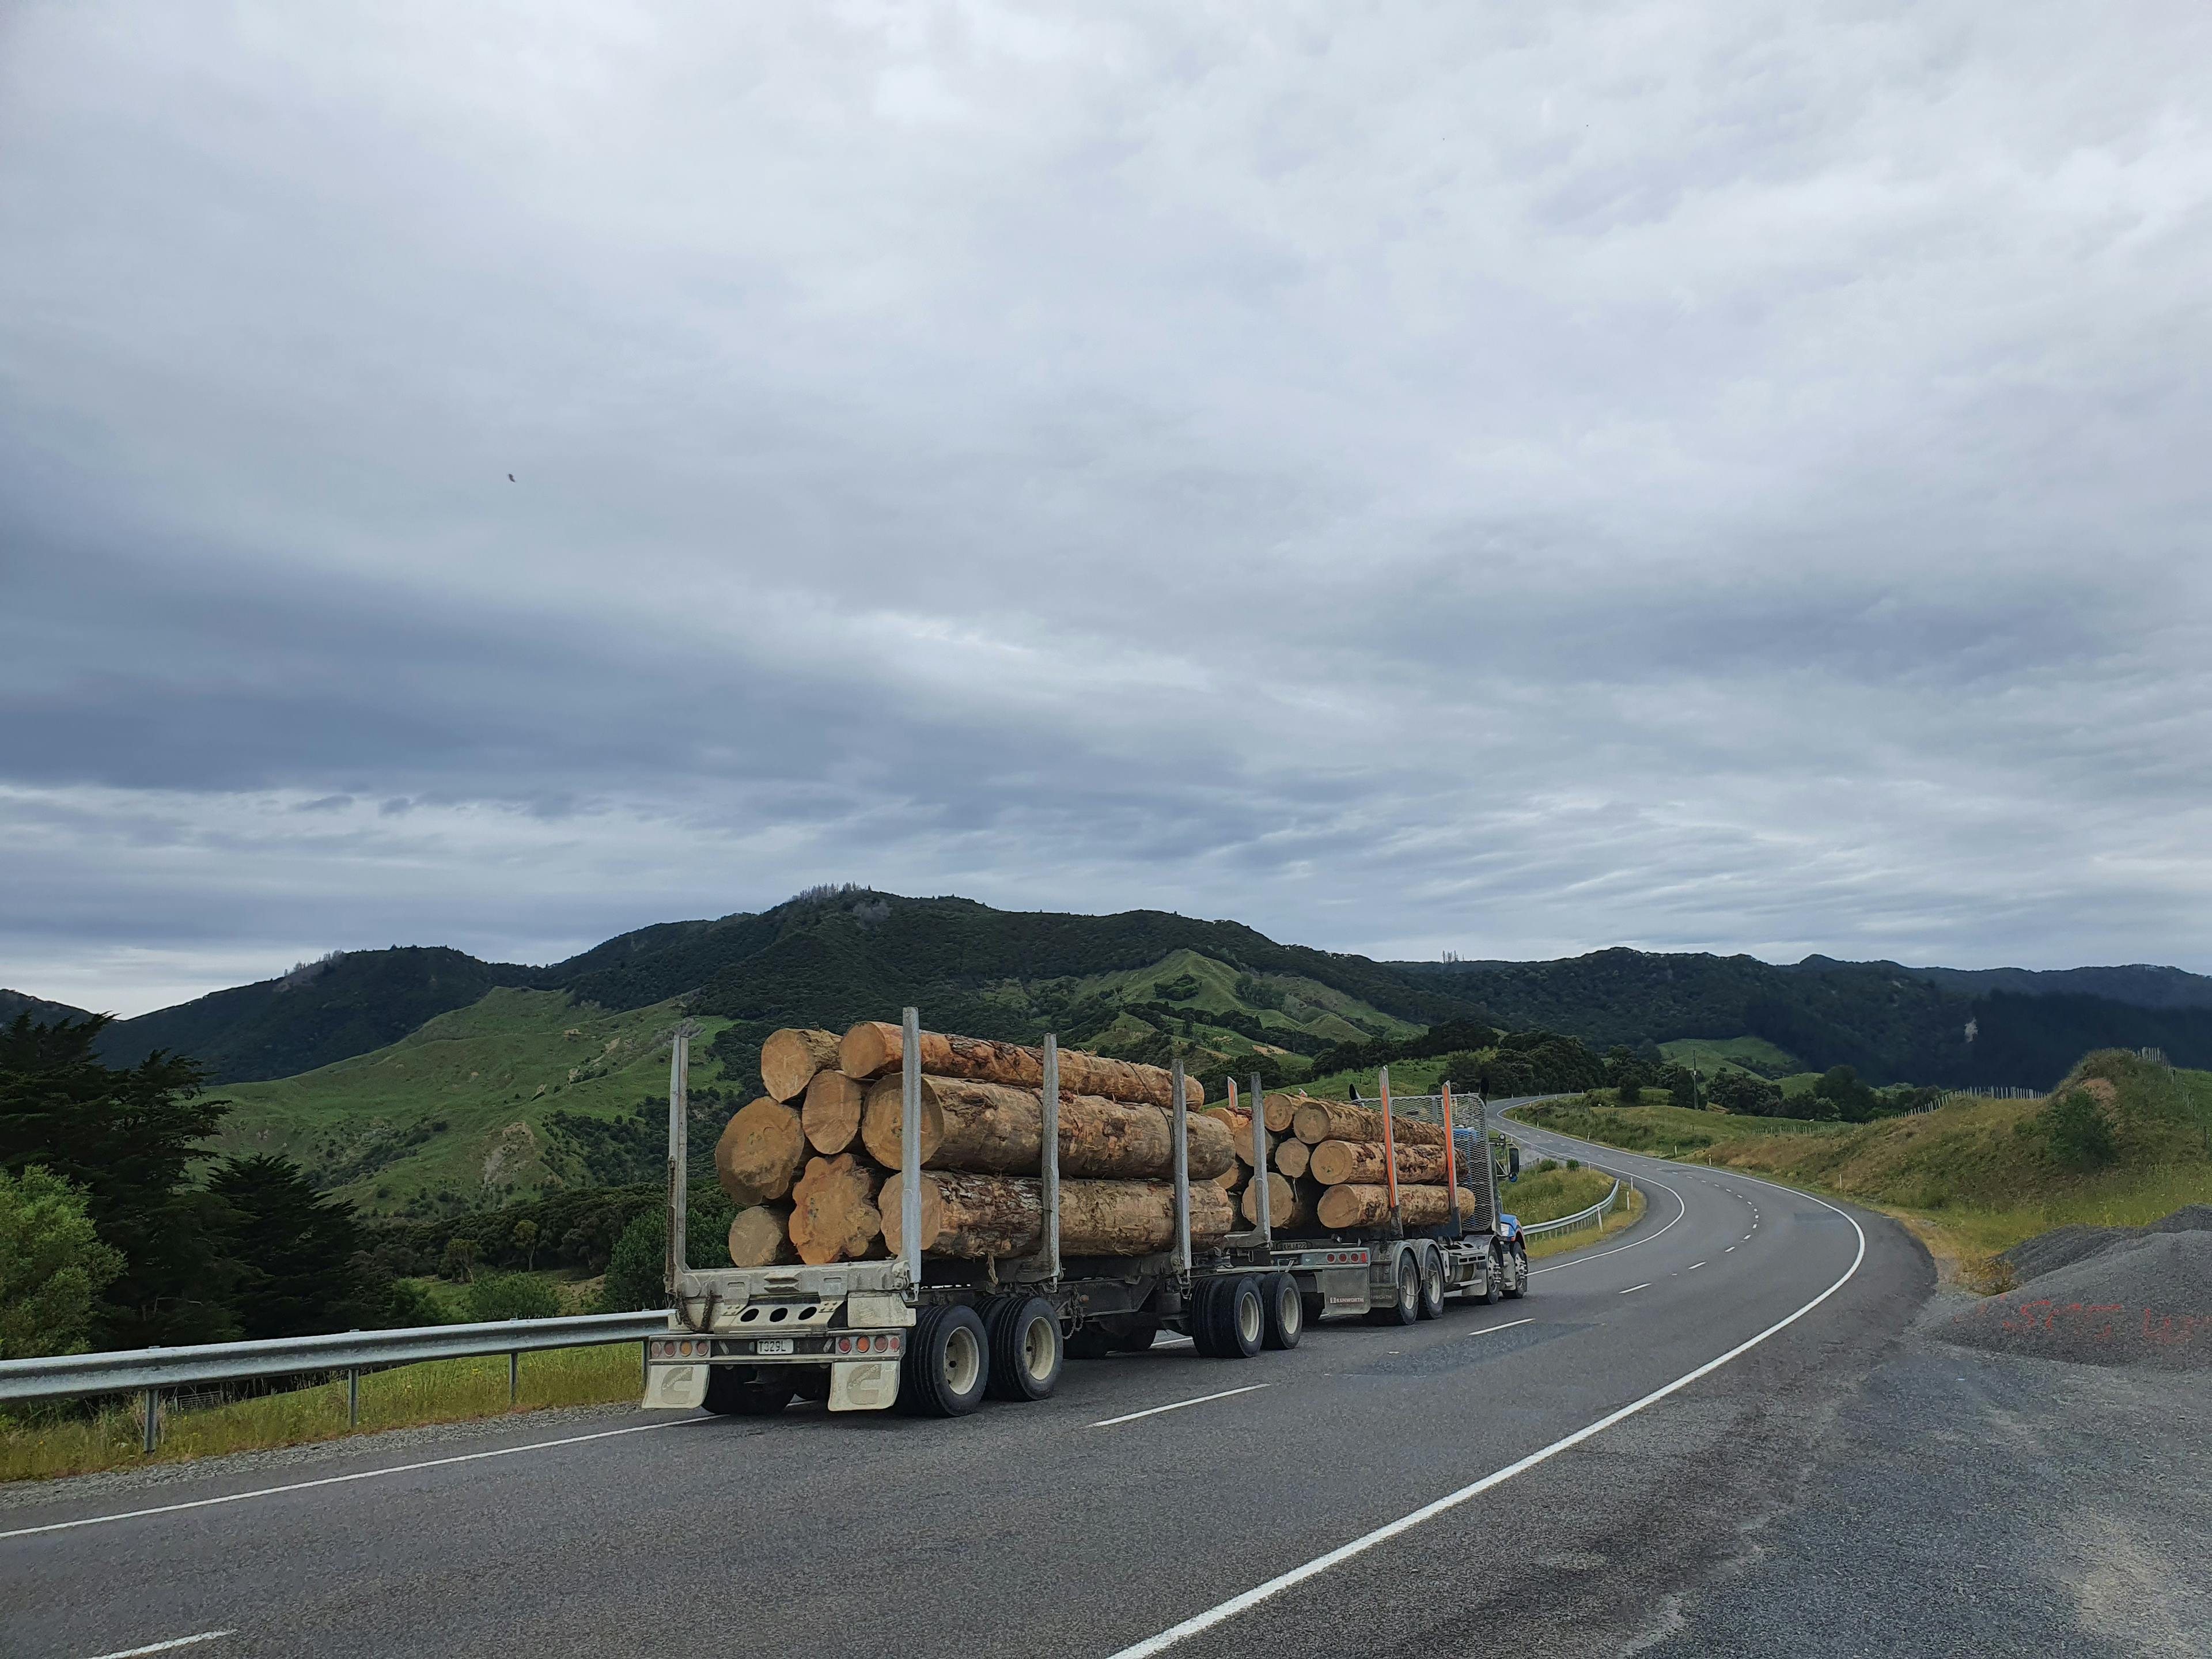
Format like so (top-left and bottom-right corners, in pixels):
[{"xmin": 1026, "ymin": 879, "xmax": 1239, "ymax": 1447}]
[
  {"xmin": 347, "ymin": 1368, "xmax": 360, "ymax": 1427},
  {"xmin": 509, "ymin": 1350, "xmax": 520, "ymax": 1404},
  {"xmin": 142, "ymin": 1386, "xmax": 160, "ymax": 1454}
]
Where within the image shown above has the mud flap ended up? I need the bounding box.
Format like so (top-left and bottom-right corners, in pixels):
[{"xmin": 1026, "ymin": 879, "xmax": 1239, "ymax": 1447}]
[
  {"xmin": 828, "ymin": 1360, "xmax": 900, "ymax": 1412},
  {"xmin": 642, "ymin": 1362, "xmax": 709, "ymax": 1411}
]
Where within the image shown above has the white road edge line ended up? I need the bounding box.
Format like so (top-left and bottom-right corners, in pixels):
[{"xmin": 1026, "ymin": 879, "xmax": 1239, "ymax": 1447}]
[
  {"xmin": 1104, "ymin": 1180, "xmax": 1869, "ymax": 1658},
  {"xmin": 80, "ymin": 1633, "xmax": 234, "ymax": 1658},
  {"xmin": 1090, "ymin": 1384, "xmax": 1269, "ymax": 1428},
  {"xmin": 0, "ymin": 1419, "xmax": 703, "ymax": 1543},
  {"xmin": 1518, "ymin": 1156, "xmax": 1688, "ymax": 1276},
  {"xmin": 1617, "ymin": 1283, "xmax": 1651, "ymax": 1295}
]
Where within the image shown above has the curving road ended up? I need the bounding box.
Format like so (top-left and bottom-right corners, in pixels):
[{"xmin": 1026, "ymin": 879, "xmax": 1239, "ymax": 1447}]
[{"xmin": 1, "ymin": 1109, "xmax": 1930, "ymax": 1659}]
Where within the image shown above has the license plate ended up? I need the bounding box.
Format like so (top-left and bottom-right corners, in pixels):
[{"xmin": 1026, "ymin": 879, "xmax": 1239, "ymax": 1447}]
[{"xmin": 756, "ymin": 1338, "xmax": 794, "ymax": 1356}]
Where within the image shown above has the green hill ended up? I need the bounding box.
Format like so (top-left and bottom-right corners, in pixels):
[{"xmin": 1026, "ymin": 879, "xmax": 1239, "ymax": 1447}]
[{"xmin": 203, "ymin": 989, "xmax": 735, "ymax": 1218}]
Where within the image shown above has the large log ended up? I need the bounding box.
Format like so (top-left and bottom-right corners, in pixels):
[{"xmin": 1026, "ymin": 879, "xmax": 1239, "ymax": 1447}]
[
  {"xmin": 760, "ymin": 1028, "xmax": 842, "ymax": 1103},
  {"xmin": 1272, "ymin": 1137, "xmax": 1311, "ymax": 1180},
  {"xmin": 800, "ymin": 1069, "xmax": 866, "ymax": 1156},
  {"xmin": 1291, "ymin": 1099, "xmax": 1447, "ymax": 1147},
  {"xmin": 1308, "ymin": 1139, "xmax": 1451, "ymax": 1187},
  {"xmin": 786, "ymin": 1153, "xmax": 885, "ymax": 1264},
  {"xmin": 1260, "ymin": 1092, "xmax": 1303, "ymax": 1134},
  {"xmin": 859, "ymin": 1076, "xmax": 1233, "ymax": 1179},
  {"xmin": 1315, "ymin": 1183, "xmax": 1478, "ymax": 1230},
  {"xmin": 1203, "ymin": 1106, "xmax": 1270, "ymax": 1169},
  {"xmin": 838, "ymin": 1022, "xmax": 1202, "ymax": 1108},
  {"xmin": 880, "ymin": 1173, "xmax": 1233, "ymax": 1258},
  {"xmin": 726, "ymin": 1204, "xmax": 795, "ymax": 1267},
  {"xmin": 714, "ymin": 1098, "xmax": 807, "ymax": 1204},
  {"xmin": 1240, "ymin": 1172, "xmax": 1317, "ymax": 1229}
]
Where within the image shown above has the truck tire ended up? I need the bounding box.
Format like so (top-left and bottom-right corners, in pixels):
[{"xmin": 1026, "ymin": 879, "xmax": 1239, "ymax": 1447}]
[
  {"xmin": 1476, "ymin": 1244, "xmax": 1504, "ymax": 1305},
  {"xmin": 1366, "ymin": 1252, "xmax": 1420, "ymax": 1326},
  {"xmin": 900, "ymin": 1305, "xmax": 990, "ymax": 1416},
  {"xmin": 1260, "ymin": 1272, "xmax": 1303, "ymax": 1350},
  {"xmin": 1416, "ymin": 1245, "xmax": 1446, "ymax": 1320},
  {"xmin": 1503, "ymin": 1247, "xmax": 1530, "ymax": 1300},
  {"xmin": 983, "ymin": 1295, "xmax": 1063, "ymax": 1402},
  {"xmin": 702, "ymin": 1364, "xmax": 793, "ymax": 1416},
  {"xmin": 1105, "ymin": 1316, "xmax": 1162, "ymax": 1353},
  {"xmin": 1202, "ymin": 1276, "xmax": 1264, "ymax": 1358},
  {"xmin": 1301, "ymin": 1290, "xmax": 1327, "ymax": 1328}
]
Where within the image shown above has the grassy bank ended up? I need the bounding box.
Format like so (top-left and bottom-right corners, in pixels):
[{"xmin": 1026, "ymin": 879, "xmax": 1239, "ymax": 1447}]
[
  {"xmin": 1510, "ymin": 1052, "xmax": 2212, "ymax": 1281},
  {"xmin": 1, "ymin": 1342, "xmax": 647, "ymax": 1484}
]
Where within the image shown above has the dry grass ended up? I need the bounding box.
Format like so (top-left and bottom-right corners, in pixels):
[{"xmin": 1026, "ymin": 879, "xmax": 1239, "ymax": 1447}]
[{"xmin": 1, "ymin": 1342, "xmax": 646, "ymax": 1484}]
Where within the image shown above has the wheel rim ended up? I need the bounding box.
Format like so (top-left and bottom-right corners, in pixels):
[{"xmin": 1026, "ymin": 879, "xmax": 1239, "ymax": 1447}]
[
  {"xmin": 1021, "ymin": 1315, "xmax": 1059, "ymax": 1381},
  {"xmin": 944, "ymin": 1324, "xmax": 982, "ymax": 1393},
  {"xmin": 1278, "ymin": 1282, "xmax": 1302, "ymax": 1336},
  {"xmin": 1400, "ymin": 1266, "xmax": 1418, "ymax": 1313},
  {"xmin": 1237, "ymin": 1286, "xmax": 1262, "ymax": 1345}
]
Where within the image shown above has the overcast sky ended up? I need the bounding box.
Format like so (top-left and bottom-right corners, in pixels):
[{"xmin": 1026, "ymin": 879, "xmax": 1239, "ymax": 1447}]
[{"xmin": 5, "ymin": 3, "xmax": 2210, "ymax": 1016}]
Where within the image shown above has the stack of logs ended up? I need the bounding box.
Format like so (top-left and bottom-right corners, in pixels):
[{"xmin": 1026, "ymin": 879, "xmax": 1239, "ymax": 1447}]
[
  {"xmin": 1213, "ymin": 1091, "xmax": 1479, "ymax": 1234},
  {"xmin": 714, "ymin": 1024, "xmax": 1233, "ymax": 1267}
]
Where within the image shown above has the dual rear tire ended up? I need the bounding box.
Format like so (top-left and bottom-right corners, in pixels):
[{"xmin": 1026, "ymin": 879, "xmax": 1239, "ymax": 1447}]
[{"xmin": 900, "ymin": 1297, "xmax": 1066, "ymax": 1416}]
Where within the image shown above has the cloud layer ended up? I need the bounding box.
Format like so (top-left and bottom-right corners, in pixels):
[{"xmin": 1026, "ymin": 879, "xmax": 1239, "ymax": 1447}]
[{"xmin": 5, "ymin": 2, "xmax": 2211, "ymax": 1013}]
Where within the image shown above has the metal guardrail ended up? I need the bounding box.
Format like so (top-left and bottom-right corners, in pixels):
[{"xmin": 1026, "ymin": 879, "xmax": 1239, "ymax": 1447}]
[
  {"xmin": 1518, "ymin": 1179, "xmax": 1624, "ymax": 1240},
  {"xmin": 0, "ymin": 1309, "xmax": 671, "ymax": 1453}
]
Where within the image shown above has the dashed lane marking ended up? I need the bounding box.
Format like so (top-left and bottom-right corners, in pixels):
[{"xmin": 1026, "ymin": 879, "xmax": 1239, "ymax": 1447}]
[
  {"xmin": 1618, "ymin": 1283, "xmax": 1652, "ymax": 1295},
  {"xmin": 1090, "ymin": 1384, "xmax": 1270, "ymax": 1428},
  {"xmin": 79, "ymin": 1634, "xmax": 233, "ymax": 1658}
]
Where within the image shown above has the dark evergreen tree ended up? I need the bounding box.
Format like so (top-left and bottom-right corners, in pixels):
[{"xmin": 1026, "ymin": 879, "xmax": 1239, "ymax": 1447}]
[{"xmin": 207, "ymin": 1155, "xmax": 376, "ymax": 1339}]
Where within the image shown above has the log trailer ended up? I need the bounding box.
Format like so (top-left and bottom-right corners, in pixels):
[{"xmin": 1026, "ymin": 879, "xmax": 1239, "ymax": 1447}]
[{"xmin": 642, "ymin": 1011, "xmax": 1527, "ymax": 1420}]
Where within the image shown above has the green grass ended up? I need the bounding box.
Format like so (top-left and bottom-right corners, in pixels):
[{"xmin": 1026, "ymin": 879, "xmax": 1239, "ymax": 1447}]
[
  {"xmin": 1065, "ymin": 948, "xmax": 1421, "ymax": 1058},
  {"xmin": 1502, "ymin": 1160, "xmax": 1619, "ymax": 1224},
  {"xmin": 203, "ymin": 988, "xmax": 733, "ymax": 1217},
  {"xmin": 1510, "ymin": 1097, "xmax": 1847, "ymax": 1156},
  {"xmin": 1658, "ymin": 1035, "xmax": 1801, "ymax": 1078},
  {"xmin": 1526, "ymin": 1184, "xmax": 1647, "ymax": 1259},
  {"xmin": 0, "ymin": 1343, "xmax": 646, "ymax": 1483}
]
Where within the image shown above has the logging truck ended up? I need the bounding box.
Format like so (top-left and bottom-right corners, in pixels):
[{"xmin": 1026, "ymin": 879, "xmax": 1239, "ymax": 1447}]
[{"xmin": 642, "ymin": 1013, "xmax": 1526, "ymax": 1419}]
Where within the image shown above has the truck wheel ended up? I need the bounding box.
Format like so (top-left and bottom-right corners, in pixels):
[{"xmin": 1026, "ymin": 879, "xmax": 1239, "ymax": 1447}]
[
  {"xmin": 1105, "ymin": 1316, "xmax": 1162, "ymax": 1353},
  {"xmin": 1477, "ymin": 1245, "xmax": 1504, "ymax": 1305},
  {"xmin": 1261, "ymin": 1273, "xmax": 1303, "ymax": 1350},
  {"xmin": 1300, "ymin": 1290, "xmax": 1327, "ymax": 1327},
  {"xmin": 1416, "ymin": 1245, "xmax": 1446, "ymax": 1320},
  {"xmin": 702, "ymin": 1365, "xmax": 793, "ymax": 1417},
  {"xmin": 984, "ymin": 1295, "xmax": 1063, "ymax": 1402},
  {"xmin": 900, "ymin": 1305, "xmax": 990, "ymax": 1417},
  {"xmin": 1366, "ymin": 1252, "xmax": 1420, "ymax": 1326},
  {"xmin": 1208, "ymin": 1277, "xmax": 1264, "ymax": 1358},
  {"xmin": 1503, "ymin": 1248, "xmax": 1530, "ymax": 1300}
]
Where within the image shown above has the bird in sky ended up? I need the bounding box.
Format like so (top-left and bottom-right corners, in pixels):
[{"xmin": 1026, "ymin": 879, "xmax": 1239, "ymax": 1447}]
[{"xmin": 508, "ymin": 474, "xmax": 515, "ymax": 482}]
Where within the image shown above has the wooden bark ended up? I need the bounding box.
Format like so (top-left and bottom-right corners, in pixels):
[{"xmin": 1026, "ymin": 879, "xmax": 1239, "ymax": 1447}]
[
  {"xmin": 1290, "ymin": 1099, "xmax": 1447, "ymax": 1147},
  {"xmin": 1272, "ymin": 1137, "xmax": 1311, "ymax": 1180},
  {"xmin": 714, "ymin": 1097, "xmax": 806, "ymax": 1204},
  {"xmin": 760, "ymin": 1028, "xmax": 842, "ymax": 1103},
  {"xmin": 1260, "ymin": 1092, "xmax": 1303, "ymax": 1133},
  {"xmin": 839, "ymin": 1021, "xmax": 1202, "ymax": 1108},
  {"xmin": 1308, "ymin": 1139, "xmax": 1451, "ymax": 1187},
  {"xmin": 1315, "ymin": 1183, "xmax": 1478, "ymax": 1231},
  {"xmin": 786, "ymin": 1153, "xmax": 886, "ymax": 1265},
  {"xmin": 880, "ymin": 1173, "xmax": 1233, "ymax": 1258},
  {"xmin": 800, "ymin": 1069, "xmax": 866, "ymax": 1155},
  {"xmin": 859, "ymin": 1076, "xmax": 1233, "ymax": 1179},
  {"xmin": 1240, "ymin": 1172, "xmax": 1316, "ymax": 1230},
  {"xmin": 726, "ymin": 1204, "xmax": 795, "ymax": 1267}
]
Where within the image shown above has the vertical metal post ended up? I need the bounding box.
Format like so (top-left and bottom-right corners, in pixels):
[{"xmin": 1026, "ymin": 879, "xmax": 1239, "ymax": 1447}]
[
  {"xmin": 666, "ymin": 1025, "xmax": 689, "ymax": 1300},
  {"xmin": 347, "ymin": 1368, "xmax": 360, "ymax": 1427},
  {"xmin": 1248, "ymin": 1072, "xmax": 1271, "ymax": 1250},
  {"xmin": 1171, "ymin": 1058, "xmax": 1191, "ymax": 1274},
  {"xmin": 509, "ymin": 1350, "xmax": 520, "ymax": 1403},
  {"xmin": 641, "ymin": 1340, "xmax": 649, "ymax": 1389},
  {"xmin": 1378, "ymin": 1066, "xmax": 1401, "ymax": 1228},
  {"xmin": 1041, "ymin": 1035, "xmax": 1062, "ymax": 1283},
  {"xmin": 900, "ymin": 1008, "xmax": 923, "ymax": 1287},
  {"xmin": 142, "ymin": 1387, "xmax": 159, "ymax": 1455},
  {"xmin": 1441, "ymin": 1081, "xmax": 1461, "ymax": 1234}
]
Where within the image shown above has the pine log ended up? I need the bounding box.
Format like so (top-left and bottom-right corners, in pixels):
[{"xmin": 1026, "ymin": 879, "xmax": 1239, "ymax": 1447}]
[
  {"xmin": 1260, "ymin": 1092, "xmax": 1302, "ymax": 1134},
  {"xmin": 859, "ymin": 1076, "xmax": 1233, "ymax": 1179},
  {"xmin": 786, "ymin": 1153, "xmax": 885, "ymax": 1264},
  {"xmin": 726, "ymin": 1204, "xmax": 795, "ymax": 1267},
  {"xmin": 1240, "ymin": 1172, "xmax": 1317, "ymax": 1229},
  {"xmin": 714, "ymin": 1098, "xmax": 807, "ymax": 1204},
  {"xmin": 800, "ymin": 1069, "xmax": 866, "ymax": 1155},
  {"xmin": 1290, "ymin": 1099, "xmax": 1447, "ymax": 1147},
  {"xmin": 838, "ymin": 1021, "xmax": 1202, "ymax": 1108},
  {"xmin": 1212, "ymin": 1162, "xmax": 1244, "ymax": 1192},
  {"xmin": 1315, "ymin": 1183, "xmax": 1478, "ymax": 1230},
  {"xmin": 1308, "ymin": 1139, "xmax": 1451, "ymax": 1187},
  {"xmin": 760, "ymin": 1028, "xmax": 842, "ymax": 1103},
  {"xmin": 1272, "ymin": 1137, "xmax": 1311, "ymax": 1179},
  {"xmin": 880, "ymin": 1173, "xmax": 1233, "ymax": 1258},
  {"xmin": 1203, "ymin": 1106, "xmax": 1271, "ymax": 1169}
]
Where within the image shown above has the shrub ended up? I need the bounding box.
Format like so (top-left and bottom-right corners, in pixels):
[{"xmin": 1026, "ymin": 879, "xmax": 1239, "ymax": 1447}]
[
  {"xmin": 0, "ymin": 1165, "xmax": 124, "ymax": 1362},
  {"xmin": 465, "ymin": 1273, "xmax": 560, "ymax": 1322},
  {"xmin": 2044, "ymin": 1089, "xmax": 2117, "ymax": 1169}
]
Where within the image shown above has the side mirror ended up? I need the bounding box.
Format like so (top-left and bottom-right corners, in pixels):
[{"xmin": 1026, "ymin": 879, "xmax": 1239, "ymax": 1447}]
[{"xmin": 1508, "ymin": 1147, "xmax": 1521, "ymax": 1180}]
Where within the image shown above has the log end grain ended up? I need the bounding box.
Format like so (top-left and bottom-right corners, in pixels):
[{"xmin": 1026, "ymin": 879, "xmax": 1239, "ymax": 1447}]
[
  {"xmin": 801, "ymin": 1069, "xmax": 866, "ymax": 1155},
  {"xmin": 760, "ymin": 1028, "xmax": 843, "ymax": 1102},
  {"xmin": 727, "ymin": 1205, "xmax": 796, "ymax": 1267}
]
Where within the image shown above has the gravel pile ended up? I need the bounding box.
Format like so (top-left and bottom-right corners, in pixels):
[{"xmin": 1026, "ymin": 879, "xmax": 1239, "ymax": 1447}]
[{"xmin": 1944, "ymin": 1214, "xmax": 2212, "ymax": 1370}]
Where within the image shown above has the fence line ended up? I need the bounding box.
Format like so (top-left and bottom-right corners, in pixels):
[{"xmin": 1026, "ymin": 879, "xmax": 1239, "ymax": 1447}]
[{"xmin": 1518, "ymin": 1179, "xmax": 1624, "ymax": 1240}]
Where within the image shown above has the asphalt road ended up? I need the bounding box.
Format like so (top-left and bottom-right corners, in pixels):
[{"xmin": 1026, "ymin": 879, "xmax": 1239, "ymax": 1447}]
[{"xmin": 2, "ymin": 1117, "xmax": 1929, "ymax": 1659}]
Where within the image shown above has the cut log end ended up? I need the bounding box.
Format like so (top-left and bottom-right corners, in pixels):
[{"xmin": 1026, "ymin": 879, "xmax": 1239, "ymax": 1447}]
[
  {"xmin": 727, "ymin": 1205, "xmax": 795, "ymax": 1267},
  {"xmin": 786, "ymin": 1153, "xmax": 885, "ymax": 1265},
  {"xmin": 801, "ymin": 1069, "xmax": 866, "ymax": 1156},
  {"xmin": 760, "ymin": 1028, "xmax": 843, "ymax": 1102},
  {"xmin": 714, "ymin": 1097, "xmax": 808, "ymax": 1204}
]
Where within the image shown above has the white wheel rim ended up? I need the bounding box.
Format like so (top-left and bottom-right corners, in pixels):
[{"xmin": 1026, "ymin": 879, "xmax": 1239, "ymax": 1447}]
[
  {"xmin": 1237, "ymin": 1288, "xmax": 1262, "ymax": 1345},
  {"xmin": 1279, "ymin": 1283, "xmax": 1301, "ymax": 1335},
  {"xmin": 1022, "ymin": 1316, "xmax": 1058, "ymax": 1380},
  {"xmin": 944, "ymin": 1324, "xmax": 981, "ymax": 1393}
]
